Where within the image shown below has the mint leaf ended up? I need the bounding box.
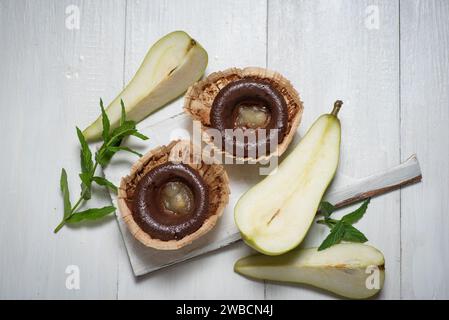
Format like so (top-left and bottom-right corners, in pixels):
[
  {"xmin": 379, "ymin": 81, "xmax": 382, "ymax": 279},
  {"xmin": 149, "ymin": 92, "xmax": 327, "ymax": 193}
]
[
  {"xmin": 131, "ymin": 131, "xmax": 149, "ymax": 140},
  {"xmin": 316, "ymin": 218, "xmax": 337, "ymax": 228},
  {"xmin": 96, "ymin": 121, "xmax": 147, "ymax": 166},
  {"xmin": 317, "ymin": 199, "xmax": 371, "ymax": 251},
  {"xmin": 76, "ymin": 127, "xmax": 93, "ymax": 173},
  {"xmin": 120, "ymin": 99, "xmax": 126, "ymax": 126},
  {"xmin": 92, "ymin": 176, "xmax": 118, "ymax": 193},
  {"xmin": 342, "ymin": 224, "xmax": 368, "ymax": 243},
  {"xmin": 55, "ymin": 99, "xmax": 149, "ymax": 233},
  {"xmin": 79, "ymin": 172, "xmax": 91, "ymax": 187},
  {"xmin": 60, "ymin": 168, "xmax": 71, "ymax": 219},
  {"xmin": 341, "ymin": 198, "xmax": 370, "ymax": 225},
  {"xmin": 100, "ymin": 99, "xmax": 110, "ymax": 142},
  {"xmin": 76, "ymin": 127, "xmax": 93, "ymax": 200},
  {"xmin": 318, "ymin": 221, "xmax": 345, "ymax": 251},
  {"xmin": 110, "ymin": 123, "xmax": 138, "ymax": 142},
  {"xmin": 319, "ymin": 201, "xmax": 335, "ymax": 218},
  {"xmin": 96, "ymin": 122, "xmax": 137, "ymax": 166},
  {"xmin": 96, "ymin": 139, "xmax": 122, "ymax": 167},
  {"xmin": 66, "ymin": 206, "xmax": 116, "ymax": 223},
  {"xmin": 108, "ymin": 146, "xmax": 142, "ymax": 157}
]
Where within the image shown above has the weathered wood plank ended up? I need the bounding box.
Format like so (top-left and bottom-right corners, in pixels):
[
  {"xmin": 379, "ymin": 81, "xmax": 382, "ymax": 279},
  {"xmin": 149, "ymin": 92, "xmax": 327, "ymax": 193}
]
[
  {"xmin": 0, "ymin": 0, "xmax": 126, "ymax": 299},
  {"xmin": 400, "ymin": 0, "xmax": 449, "ymax": 299},
  {"xmin": 267, "ymin": 0, "xmax": 401, "ymax": 299}
]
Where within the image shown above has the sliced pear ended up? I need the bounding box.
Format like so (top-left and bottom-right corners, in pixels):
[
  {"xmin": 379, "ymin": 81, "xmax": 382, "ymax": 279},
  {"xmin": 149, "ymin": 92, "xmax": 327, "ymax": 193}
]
[
  {"xmin": 235, "ymin": 101, "xmax": 343, "ymax": 255},
  {"xmin": 235, "ymin": 243, "xmax": 385, "ymax": 299},
  {"xmin": 83, "ymin": 31, "xmax": 208, "ymax": 141}
]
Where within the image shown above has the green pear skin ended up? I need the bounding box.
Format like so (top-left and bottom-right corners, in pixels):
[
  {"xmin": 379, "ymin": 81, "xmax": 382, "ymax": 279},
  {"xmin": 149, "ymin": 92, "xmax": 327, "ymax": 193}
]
[
  {"xmin": 235, "ymin": 243, "xmax": 385, "ymax": 299},
  {"xmin": 235, "ymin": 102, "xmax": 343, "ymax": 255},
  {"xmin": 83, "ymin": 31, "xmax": 208, "ymax": 141}
]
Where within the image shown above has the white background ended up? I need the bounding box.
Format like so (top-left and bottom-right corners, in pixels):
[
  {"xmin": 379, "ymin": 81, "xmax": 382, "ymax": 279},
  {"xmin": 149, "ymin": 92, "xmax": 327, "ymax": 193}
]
[{"xmin": 0, "ymin": 0, "xmax": 448, "ymax": 299}]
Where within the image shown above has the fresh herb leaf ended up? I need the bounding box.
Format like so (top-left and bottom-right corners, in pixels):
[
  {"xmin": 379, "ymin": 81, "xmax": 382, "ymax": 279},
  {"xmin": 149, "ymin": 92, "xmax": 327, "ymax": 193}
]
[
  {"xmin": 341, "ymin": 198, "xmax": 370, "ymax": 225},
  {"xmin": 319, "ymin": 201, "xmax": 335, "ymax": 218},
  {"xmin": 65, "ymin": 206, "xmax": 116, "ymax": 223},
  {"xmin": 79, "ymin": 181, "xmax": 91, "ymax": 200},
  {"xmin": 100, "ymin": 98, "xmax": 110, "ymax": 142},
  {"xmin": 55, "ymin": 99, "xmax": 148, "ymax": 233},
  {"xmin": 96, "ymin": 119, "xmax": 147, "ymax": 167},
  {"xmin": 317, "ymin": 198, "xmax": 371, "ymax": 251},
  {"xmin": 318, "ymin": 221, "xmax": 345, "ymax": 251},
  {"xmin": 92, "ymin": 176, "xmax": 118, "ymax": 193},
  {"xmin": 108, "ymin": 146, "xmax": 142, "ymax": 157},
  {"xmin": 79, "ymin": 172, "xmax": 93, "ymax": 200},
  {"xmin": 120, "ymin": 99, "xmax": 126, "ymax": 126},
  {"xmin": 96, "ymin": 138, "xmax": 122, "ymax": 167},
  {"xmin": 316, "ymin": 218, "xmax": 337, "ymax": 228},
  {"xmin": 96, "ymin": 122, "xmax": 136, "ymax": 166},
  {"xmin": 110, "ymin": 121, "xmax": 138, "ymax": 140},
  {"xmin": 76, "ymin": 127, "xmax": 93, "ymax": 173},
  {"xmin": 60, "ymin": 168, "xmax": 71, "ymax": 219},
  {"xmin": 76, "ymin": 127, "xmax": 93, "ymax": 200},
  {"xmin": 131, "ymin": 131, "xmax": 149, "ymax": 140},
  {"xmin": 79, "ymin": 172, "xmax": 91, "ymax": 187},
  {"xmin": 342, "ymin": 225, "xmax": 368, "ymax": 243}
]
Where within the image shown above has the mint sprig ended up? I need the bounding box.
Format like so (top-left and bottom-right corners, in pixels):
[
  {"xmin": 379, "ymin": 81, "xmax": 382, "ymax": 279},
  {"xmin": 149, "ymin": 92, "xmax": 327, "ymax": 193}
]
[
  {"xmin": 54, "ymin": 99, "xmax": 148, "ymax": 233},
  {"xmin": 316, "ymin": 198, "xmax": 371, "ymax": 251}
]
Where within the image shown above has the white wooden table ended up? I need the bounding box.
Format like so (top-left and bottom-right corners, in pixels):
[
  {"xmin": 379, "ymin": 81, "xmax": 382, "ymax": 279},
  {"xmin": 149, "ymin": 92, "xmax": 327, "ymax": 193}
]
[{"xmin": 0, "ymin": 0, "xmax": 448, "ymax": 299}]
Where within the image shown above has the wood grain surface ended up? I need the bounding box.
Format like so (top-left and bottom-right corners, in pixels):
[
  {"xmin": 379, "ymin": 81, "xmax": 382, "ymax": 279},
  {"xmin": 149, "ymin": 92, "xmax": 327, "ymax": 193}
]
[{"xmin": 0, "ymin": 0, "xmax": 447, "ymax": 299}]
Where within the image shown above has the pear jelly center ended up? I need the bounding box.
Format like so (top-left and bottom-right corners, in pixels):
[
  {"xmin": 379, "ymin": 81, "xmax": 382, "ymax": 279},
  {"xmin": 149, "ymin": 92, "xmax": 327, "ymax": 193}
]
[
  {"xmin": 160, "ymin": 181, "xmax": 194, "ymax": 215},
  {"xmin": 233, "ymin": 102, "xmax": 271, "ymax": 129}
]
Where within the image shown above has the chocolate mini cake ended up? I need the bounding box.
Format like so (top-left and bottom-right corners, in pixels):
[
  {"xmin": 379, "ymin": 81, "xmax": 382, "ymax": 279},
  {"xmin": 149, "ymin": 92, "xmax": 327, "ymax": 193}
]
[
  {"xmin": 118, "ymin": 140, "xmax": 230, "ymax": 250},
  {"xmin": 184, "ymin": 67, "xmax": 303, "ymax": 161}
]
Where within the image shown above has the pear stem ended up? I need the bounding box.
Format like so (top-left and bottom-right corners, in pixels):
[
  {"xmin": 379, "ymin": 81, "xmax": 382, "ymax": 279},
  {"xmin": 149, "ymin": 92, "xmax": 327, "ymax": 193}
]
[{"xmin": 331, "ymin": 100, "xmax": 343, "ymax": 116}]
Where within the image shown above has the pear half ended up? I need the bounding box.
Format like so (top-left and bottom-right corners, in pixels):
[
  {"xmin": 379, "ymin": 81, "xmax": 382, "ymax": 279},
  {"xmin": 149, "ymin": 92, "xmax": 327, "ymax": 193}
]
[
  {"xmin": 235, "ymin": 101, "xmax": 343, "ymax": 255},
  {"xmin": 83, "ymin": 31, "xmax": 208, "ymax": 141},
  {"xmin": 235, "ymin": 243, "xmax": 385, "ymax": 299}
]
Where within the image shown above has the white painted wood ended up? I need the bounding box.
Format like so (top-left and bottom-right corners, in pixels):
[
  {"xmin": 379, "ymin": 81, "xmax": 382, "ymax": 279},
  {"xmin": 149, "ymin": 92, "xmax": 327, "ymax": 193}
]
[
  {"xmin": 0, "ymin": 0, "xmax": 447, "ymax": 300},
  {"xmin": 325, "ymin": 154, "xmax": 421, "ymax": 208},
  {"xmin": 0, "ymin": 0, "xmax": 126, "ymax": 299},
  {"xmin": 400, "ymin": 0, "xmax": 449, "ymax": 299},
  {"xmin": 267, "ymin": 0, "xmax": 401, "ymax": 299},
  {"xmin": 230, "ymin": 154, "xmax": 421, "ymax": 263},
  {"xmin": 116, "ymin": 0, "xmax": 267, "ymax": 299}
]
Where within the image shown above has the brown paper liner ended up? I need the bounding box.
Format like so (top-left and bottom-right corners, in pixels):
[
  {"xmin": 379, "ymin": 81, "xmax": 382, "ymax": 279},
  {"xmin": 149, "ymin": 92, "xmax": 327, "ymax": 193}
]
[
  {"xmin": 118, "ymin": 140, "xmax": 230, "ymax": 250},
  {"xmin": 184, "ymin": 67, "xmax": 304, "ymax": 162}
]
